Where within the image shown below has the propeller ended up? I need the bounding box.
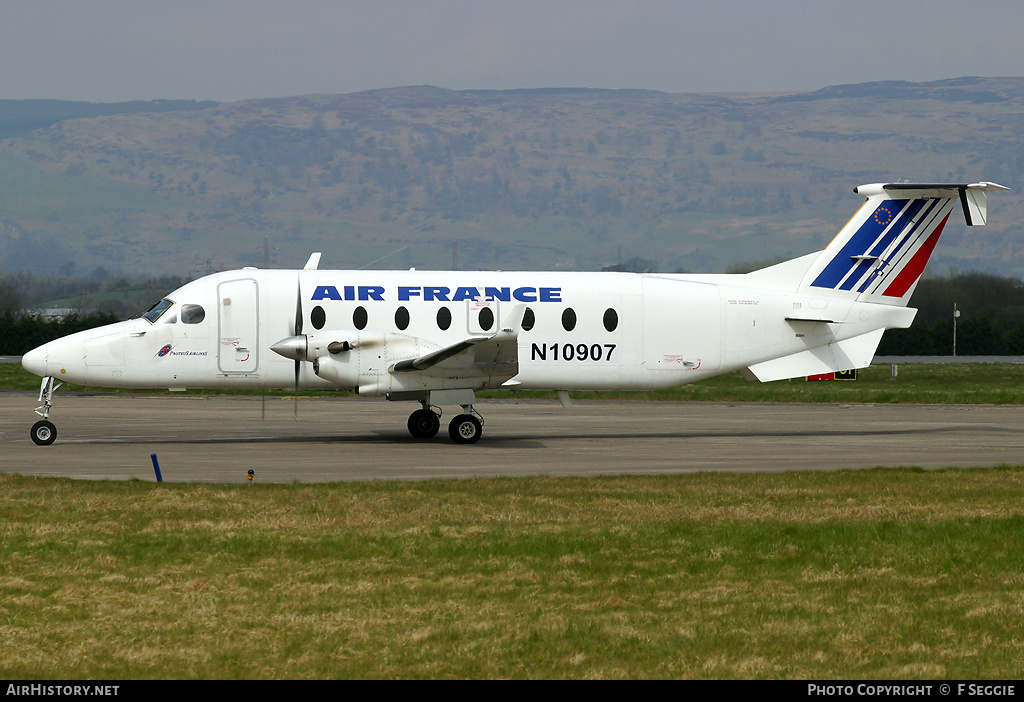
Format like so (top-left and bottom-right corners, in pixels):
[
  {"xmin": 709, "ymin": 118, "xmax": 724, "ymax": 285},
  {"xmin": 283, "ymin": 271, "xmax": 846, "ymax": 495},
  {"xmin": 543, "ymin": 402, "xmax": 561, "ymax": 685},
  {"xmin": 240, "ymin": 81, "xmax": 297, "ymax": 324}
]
[
  {"xmin": 287, "ymin": 252, "xmax": 321, "ymax": 390},
  {"xmin": 268, "ymin": 256, "xmax": 386, "ymax": 404},
  {"xmin": 292, "ymin": 275, "xmax": 303, "ymax": 390},
  {"xmin": 270, "ymin": 259, "xmax": 385, "ymax": 385}
]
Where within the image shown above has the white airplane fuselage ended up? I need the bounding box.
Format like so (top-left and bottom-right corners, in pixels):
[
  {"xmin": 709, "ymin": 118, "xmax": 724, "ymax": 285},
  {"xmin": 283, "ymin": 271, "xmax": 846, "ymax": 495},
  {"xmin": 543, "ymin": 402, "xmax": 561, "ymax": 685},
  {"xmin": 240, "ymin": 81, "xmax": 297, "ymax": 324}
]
[
  {"xmin": 20, "ymin": 181, "xmax": 1007, "ymax": 445},
  {"xmin": 21, "ymin": 268, "xmax": 910, "ymax": 394}
]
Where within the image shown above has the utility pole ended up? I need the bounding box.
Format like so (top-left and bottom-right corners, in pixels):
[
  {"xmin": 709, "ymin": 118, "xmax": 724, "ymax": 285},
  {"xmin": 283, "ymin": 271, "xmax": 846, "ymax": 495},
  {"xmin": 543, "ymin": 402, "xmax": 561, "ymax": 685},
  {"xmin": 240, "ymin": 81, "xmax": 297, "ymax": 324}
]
[{"xmin": 953, "ymin": 303, "xmax": 960, "ymax": 356}]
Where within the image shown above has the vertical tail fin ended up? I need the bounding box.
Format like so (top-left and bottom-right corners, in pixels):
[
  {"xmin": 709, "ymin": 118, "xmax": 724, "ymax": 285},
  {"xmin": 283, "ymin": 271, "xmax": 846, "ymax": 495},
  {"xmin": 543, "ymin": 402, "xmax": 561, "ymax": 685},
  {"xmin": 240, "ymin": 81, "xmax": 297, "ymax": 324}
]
[{"xmin": 800, "ymin": 182, "xmax": 1008, "ymax": 306}]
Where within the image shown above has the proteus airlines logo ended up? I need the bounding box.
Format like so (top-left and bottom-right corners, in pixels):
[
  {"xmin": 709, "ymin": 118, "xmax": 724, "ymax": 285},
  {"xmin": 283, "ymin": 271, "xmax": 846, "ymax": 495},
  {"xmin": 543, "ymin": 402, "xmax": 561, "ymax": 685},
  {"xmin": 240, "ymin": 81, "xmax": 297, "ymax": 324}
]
[{"xmin": 155, "ymin": 344, "xmax": 208, "ymax": 358}]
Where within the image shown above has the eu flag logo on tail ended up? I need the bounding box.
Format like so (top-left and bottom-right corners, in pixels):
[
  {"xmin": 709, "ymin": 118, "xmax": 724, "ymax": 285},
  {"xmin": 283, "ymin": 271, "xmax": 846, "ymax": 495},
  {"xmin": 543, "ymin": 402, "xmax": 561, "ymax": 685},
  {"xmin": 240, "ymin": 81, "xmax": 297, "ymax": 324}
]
[{"xmin": 874, "ymin": 206, "xmax": 894, "ymax": 227}]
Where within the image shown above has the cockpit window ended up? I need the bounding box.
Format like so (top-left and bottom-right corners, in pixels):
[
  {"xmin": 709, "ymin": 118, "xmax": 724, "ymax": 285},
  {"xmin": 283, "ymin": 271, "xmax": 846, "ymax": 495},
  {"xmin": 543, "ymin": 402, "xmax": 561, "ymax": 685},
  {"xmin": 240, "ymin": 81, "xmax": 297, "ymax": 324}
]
[
  {"xmin": 142, "ymin": 298, "xmax": 175, "ymax": 324},
  {"xmin": 181, "ymin": 304, "xmax": 205, "ymax": 324}
]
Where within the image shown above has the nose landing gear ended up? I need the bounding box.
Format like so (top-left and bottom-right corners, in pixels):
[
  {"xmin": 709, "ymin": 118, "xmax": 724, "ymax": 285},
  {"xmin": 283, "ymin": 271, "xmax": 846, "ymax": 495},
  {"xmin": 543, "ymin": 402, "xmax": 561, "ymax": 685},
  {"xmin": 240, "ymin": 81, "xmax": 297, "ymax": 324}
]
[{"xmin": 30, "ymin": 377, "xmax": 61, "ymax": 446}]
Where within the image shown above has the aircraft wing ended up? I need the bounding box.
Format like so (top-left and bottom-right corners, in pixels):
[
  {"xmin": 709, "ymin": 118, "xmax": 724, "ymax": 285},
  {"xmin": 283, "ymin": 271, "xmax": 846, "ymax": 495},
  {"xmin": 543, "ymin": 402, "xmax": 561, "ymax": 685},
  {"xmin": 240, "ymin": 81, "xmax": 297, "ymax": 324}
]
[{"xmin": 390, "ymin": 305, "xmax": 526, "ymax": 384}]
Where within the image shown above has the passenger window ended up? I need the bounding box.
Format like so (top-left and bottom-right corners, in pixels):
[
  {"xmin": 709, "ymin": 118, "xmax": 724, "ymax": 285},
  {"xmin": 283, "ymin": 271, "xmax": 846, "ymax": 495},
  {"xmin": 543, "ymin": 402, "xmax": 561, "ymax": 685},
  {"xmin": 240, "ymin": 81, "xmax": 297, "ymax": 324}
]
[
  {"xmin": 353, "ymin": 306, "xmax": 368, "ymax": 330},
  {"xmin": 311, "ymin": 305, "xmax": 326, "ymax": 330},
  {"xmin": 478, "ymin": 307, "xmax": 494, "ymax": 331},
  {"xmin": 437, "ymin": 307, "xmax": 452, "ymax": 331},
  {"xmin": 522, "ymin": 307, "xmax": 535, "ymax": 332},
  {"xmin": 395, "ymin": 306, "xmax": 410, "ymax": 331},
  {"xmin": 561, "ymin": 308, "xmax": 577, "ymax": 332},
  {"xmin": 181, "ymin": 304, "xmax": 205, "ymax": 324},
  {"xmin": 603, "ymin": 308, "xmax": 618, "ymax": 332}
]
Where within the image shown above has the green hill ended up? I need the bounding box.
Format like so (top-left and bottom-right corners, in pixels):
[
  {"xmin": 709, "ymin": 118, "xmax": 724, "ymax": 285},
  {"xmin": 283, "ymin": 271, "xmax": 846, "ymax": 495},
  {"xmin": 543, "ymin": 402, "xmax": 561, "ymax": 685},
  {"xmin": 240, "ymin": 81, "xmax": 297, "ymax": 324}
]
[{"xmin": 0, "ymin": 79, "xmax": 1021, "ymax": 276}]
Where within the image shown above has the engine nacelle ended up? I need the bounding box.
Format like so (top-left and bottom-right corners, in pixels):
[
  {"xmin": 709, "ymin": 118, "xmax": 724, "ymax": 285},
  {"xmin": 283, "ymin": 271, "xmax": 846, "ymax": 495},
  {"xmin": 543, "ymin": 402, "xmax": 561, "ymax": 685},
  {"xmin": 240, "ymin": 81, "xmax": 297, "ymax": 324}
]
[{"xmin": 310, "ymin": 331, "xmax": 434, "ymax": 391}]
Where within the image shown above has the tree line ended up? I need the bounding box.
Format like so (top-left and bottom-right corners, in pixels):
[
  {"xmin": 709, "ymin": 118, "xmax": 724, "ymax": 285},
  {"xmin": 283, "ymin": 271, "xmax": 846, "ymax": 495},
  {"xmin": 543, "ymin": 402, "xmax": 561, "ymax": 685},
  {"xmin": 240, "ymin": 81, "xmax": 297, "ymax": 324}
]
[
  {"xmin": 0, "ymin": 311, "xmax": 119, "ymax": 356},
  {"xmin": 1, "ymin": 271, "xmax": 1022, "ymax": 357},
  {"xmin": 0, "ymin": 272, "xmax": 167, "ymax": 355},
  {"xmin": 876, "ymin": 272, "xmax": 1024, "ymax": 356}
]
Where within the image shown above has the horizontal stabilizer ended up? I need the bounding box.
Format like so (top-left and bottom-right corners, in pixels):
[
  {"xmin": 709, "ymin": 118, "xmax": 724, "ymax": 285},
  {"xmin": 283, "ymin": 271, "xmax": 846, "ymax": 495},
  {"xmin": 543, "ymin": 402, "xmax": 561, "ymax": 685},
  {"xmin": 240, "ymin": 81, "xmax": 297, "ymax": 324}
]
[
  {"xmin": 877, "ymin": 182, "xmax": 1009, "ymax": 226},
  {"xmin": 785, "ymin": 316, "xmax": 836, "ymax": 324},
  {"xmin": 745, "ymin": 329, "xmax": 885, "ymax": 383}
]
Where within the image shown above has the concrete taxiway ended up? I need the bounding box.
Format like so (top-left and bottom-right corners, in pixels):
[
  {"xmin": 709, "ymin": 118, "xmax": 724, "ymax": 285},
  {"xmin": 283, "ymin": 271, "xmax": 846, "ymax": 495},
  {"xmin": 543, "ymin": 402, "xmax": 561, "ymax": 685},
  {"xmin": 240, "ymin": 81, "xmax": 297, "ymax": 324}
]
[{"xmin": 1, "ymin": 393, "xmax": 1022, "ymax": 482}]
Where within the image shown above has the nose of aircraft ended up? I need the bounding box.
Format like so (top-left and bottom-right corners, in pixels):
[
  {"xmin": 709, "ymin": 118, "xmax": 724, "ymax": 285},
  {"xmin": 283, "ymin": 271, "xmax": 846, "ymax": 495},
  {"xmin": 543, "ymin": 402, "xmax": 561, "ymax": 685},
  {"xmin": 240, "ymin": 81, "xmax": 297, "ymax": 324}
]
[{"xmin": 21, "ymin": 343, "xmax": 49, "ymax": 377}]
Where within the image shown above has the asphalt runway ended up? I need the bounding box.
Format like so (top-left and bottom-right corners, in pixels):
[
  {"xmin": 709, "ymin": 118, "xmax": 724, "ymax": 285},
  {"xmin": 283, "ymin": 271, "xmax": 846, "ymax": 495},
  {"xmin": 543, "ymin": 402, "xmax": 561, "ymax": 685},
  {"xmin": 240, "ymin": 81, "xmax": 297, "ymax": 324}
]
[{"xmin": 1, "ymin": 393, "xmax": 1022, "ymax": 483}]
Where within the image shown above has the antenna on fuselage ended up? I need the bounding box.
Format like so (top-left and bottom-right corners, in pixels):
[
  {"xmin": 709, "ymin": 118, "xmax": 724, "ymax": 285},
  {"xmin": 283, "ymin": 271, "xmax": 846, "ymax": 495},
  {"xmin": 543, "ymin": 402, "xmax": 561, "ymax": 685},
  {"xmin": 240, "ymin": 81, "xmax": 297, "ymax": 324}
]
[{"xmin": 303, "ymin": 252, "xmax": 322, "ymax": 270}]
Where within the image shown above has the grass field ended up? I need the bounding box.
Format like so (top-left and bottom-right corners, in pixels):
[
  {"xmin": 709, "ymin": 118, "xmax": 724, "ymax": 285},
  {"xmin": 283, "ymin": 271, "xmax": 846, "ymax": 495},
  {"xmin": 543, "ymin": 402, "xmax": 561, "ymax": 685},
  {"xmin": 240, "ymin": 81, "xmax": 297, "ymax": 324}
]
[
  {"xmin": 2, "ymin": 468, "xmax": 1024, "ymax": 679},
  {"xmin": 4, "ymin": 360, "xmax": 1024, "ymax": 678}
]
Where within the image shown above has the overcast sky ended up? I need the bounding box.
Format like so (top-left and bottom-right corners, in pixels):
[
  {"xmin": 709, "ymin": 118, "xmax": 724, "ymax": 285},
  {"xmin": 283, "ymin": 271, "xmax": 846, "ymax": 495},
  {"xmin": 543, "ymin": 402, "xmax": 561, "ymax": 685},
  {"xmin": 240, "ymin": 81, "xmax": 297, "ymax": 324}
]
[{"xmin": 2, "ymin": 0, "xmax": 1023, "ymax": 103}]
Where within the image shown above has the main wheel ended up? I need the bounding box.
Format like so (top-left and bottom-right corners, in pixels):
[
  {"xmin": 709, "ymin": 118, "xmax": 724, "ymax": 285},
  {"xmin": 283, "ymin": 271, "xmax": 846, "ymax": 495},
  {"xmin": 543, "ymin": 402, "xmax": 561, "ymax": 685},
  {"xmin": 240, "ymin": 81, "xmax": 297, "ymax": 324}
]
[
  {"xmin": 448, "ymin": 414, "xmax": 482, "ymax": 444},
  {"xmin": 30, "ymin": 420, "xmax": 57, "ymax": 446},
  {"xmin": 408, "ymin": 408, "xmax": 441, "ymax": 439}
]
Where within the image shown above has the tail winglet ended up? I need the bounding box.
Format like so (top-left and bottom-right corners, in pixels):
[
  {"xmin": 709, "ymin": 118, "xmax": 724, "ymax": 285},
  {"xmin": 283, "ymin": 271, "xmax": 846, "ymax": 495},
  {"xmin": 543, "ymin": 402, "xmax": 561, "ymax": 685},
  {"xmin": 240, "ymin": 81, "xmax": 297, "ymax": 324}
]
[{"xmin": 800, "ymin": 182, "xmax": 1008, "ymax": 305}]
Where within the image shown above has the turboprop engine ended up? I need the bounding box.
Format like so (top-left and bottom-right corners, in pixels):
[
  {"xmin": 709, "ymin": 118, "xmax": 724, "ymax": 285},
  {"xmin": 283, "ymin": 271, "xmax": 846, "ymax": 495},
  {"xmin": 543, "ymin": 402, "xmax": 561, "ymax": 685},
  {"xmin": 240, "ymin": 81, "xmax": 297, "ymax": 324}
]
[{"xmin": 271, "ymin": 330, "xmax": 433, "ymax": 392}]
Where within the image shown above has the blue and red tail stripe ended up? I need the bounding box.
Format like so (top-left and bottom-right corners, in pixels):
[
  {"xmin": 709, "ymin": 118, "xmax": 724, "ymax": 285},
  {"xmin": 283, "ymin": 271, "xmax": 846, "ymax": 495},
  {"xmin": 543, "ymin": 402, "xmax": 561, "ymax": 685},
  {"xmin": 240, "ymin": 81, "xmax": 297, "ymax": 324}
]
[
  {"xmin": 857, "ymin": 199, "xmax": 950, "ymax": 295},
  {"xmin": 811, "ymin": 199, "xmax": 911, "ymax": 290},
  {"xmin": 879, "ymin": 213, "xmax": 950, "ymax": 298},
  {"xmin": 810, "ymin": 197, "xmax": 950, "ymax": 296}
]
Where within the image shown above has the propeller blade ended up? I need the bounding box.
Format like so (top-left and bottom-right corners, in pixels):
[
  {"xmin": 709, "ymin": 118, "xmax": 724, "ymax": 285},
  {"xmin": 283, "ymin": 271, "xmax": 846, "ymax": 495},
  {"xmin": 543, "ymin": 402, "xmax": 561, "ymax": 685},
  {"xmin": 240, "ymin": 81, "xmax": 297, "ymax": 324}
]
[{"xmin": 293, "ymin": 275, "xmax": 303, "ymax": 389}]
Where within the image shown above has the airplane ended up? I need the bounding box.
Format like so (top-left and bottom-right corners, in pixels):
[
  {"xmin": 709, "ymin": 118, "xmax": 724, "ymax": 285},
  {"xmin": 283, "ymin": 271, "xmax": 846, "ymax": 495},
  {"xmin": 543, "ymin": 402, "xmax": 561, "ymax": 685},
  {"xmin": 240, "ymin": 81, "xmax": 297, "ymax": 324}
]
[{"xmin": 21, "ymin": 181, "xmax": 1007, "ymax": 446}]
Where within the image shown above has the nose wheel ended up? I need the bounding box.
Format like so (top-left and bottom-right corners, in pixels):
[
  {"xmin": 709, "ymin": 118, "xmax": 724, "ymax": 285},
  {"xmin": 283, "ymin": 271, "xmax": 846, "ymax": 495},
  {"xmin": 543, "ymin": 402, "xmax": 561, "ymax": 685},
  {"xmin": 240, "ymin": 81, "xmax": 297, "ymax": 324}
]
[
  {"xmin": 31, "ymin": 420, "xmax": 57, "ymax": 446},
  {"xmin": 30, "ymin": 377, "xmax": 61, "ymax": 446}
]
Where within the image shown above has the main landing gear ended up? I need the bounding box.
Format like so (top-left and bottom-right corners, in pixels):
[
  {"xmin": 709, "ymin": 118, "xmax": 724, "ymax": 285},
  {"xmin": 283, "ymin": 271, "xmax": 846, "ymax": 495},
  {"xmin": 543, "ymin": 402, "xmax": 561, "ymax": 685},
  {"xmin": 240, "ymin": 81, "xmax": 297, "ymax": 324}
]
[
  {"xmin": 30, "ymin": 376, "xmax": 61, "ymax": 446},
  {"xmin": 408, "ymin": 407, "xmax": 441, "ymax": 439},
  {"xmin": 448, "ymin": 412, "xmax": 482, "ymax": 444},
  {"xmin": 406, "ymin": 401, "xmax": 484, "ymax": 444}
]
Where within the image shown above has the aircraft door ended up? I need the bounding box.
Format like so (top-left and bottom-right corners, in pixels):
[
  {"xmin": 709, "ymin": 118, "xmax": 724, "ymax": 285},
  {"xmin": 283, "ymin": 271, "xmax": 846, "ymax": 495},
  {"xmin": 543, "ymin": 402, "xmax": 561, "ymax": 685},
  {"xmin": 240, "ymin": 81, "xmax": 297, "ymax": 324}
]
[
  {"xmin": 642, "ymin": 277, "xmax": 721, "ymax": 371},
  {"xmin": 218, "ymin": 278, "xmax": 259, "ymax": 374}
]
